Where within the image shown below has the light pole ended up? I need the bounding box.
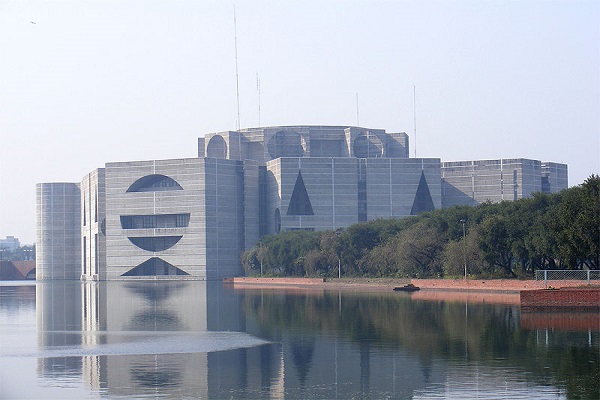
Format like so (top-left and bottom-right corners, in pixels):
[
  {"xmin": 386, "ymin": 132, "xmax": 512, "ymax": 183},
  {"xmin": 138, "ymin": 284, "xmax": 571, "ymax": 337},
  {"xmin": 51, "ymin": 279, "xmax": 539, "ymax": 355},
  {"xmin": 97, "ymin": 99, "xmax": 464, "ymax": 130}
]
[
  {"xmin": 334, "ymin": 229, "xmax": 342, "ymax": 279},
  {"xmin": 259, "ymin": 241, "xmax": 263, "ymax": 277},
  {"xmin": 460, "ymin": 219, "xmax": 467, "ymax": 279}
]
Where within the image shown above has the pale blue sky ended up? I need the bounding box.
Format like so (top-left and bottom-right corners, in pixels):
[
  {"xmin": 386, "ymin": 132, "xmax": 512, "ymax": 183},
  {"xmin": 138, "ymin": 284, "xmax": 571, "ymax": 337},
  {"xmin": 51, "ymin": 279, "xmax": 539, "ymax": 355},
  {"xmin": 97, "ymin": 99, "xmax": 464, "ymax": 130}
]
[{"xmin": 1, "ymin": 0, "xmax": 598, "ymax": 244}]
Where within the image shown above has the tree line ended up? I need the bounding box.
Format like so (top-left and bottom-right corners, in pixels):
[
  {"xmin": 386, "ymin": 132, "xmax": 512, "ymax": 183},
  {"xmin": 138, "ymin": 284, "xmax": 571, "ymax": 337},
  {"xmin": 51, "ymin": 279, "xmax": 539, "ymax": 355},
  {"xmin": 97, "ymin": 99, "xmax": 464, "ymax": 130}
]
[
  {"xmin": 0, "ymin": 245, "xmax": 35, "ymax": 261},
  {"xmin": 241, "ymin": 175, "xmax": 599, "ymax": 279}
]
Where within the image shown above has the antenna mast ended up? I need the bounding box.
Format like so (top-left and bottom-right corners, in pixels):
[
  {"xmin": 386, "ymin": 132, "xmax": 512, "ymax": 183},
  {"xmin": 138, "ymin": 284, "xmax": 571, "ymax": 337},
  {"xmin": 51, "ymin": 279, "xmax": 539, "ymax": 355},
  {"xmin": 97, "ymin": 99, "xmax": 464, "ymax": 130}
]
[
  {"xmin": 234, "ymin": 6, "xmax": 241, "ymax": 130},
  {"xmin": 356, "ymin": 92, "xmax": 360, "ymax": 126},
  {"xmin": 413, "ymin": 85, "xmax": 417, "ymax": 158},
  {"xmin": 257, "ymin": 73, "xmax": 261, "ymax": 127}
]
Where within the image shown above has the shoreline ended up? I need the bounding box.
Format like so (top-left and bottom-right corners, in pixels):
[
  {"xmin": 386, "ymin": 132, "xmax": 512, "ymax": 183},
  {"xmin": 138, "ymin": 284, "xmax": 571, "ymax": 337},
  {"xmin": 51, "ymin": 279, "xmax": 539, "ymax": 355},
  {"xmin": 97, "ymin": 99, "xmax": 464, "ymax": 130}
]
[{"xmin": 225, "ymin": 277, "xmax": 600, "ymax": 293}]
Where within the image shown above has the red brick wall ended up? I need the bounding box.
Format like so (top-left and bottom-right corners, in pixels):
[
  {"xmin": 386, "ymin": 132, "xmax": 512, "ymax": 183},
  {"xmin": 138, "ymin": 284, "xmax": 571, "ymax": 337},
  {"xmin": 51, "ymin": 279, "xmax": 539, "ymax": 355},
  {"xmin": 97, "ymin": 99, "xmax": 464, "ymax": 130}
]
[
  {"xmin": 412, "ymin": 279, "xmax": 600, "ymax": 292},
  {"xmin": 521, "ymin": 287, "xmax": 600, "ymax": 311}
]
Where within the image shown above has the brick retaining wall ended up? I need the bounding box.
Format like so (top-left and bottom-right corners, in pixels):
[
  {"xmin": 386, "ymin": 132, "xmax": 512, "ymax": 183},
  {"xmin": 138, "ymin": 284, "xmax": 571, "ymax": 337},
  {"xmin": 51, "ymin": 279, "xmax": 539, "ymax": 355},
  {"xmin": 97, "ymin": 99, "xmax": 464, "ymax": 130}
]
[
  {"xmin": 521, "ymin": 287, "xmax": 600, "ymax": 311},
  {"xmin": 411, "ymin": 279, "xmax": 600, "ymax": 292},
  {"xmin": 225, "ymin": 277, "xmax": 600, "ymax": 298}
]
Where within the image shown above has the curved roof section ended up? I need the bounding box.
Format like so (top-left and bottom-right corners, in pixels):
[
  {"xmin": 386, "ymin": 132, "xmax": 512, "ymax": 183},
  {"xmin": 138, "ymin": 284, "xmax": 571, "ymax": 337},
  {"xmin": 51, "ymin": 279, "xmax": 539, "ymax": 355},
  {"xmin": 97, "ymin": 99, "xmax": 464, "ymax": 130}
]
[
  {"xmin": 126, "ymin": 174, "xmax": 183, "ymax": 192},
  {"xmin": 127, "ymin": 236, "xmax": 183, "ymax": 252}
]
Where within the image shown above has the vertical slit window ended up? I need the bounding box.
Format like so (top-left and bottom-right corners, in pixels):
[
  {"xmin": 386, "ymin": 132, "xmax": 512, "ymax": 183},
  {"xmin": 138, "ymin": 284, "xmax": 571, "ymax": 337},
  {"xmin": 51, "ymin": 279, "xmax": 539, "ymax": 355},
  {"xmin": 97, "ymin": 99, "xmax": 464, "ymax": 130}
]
[
  {"xmin": 83, "ymin": 237, "xmax": 87, "ymax": 275},
  {"xmin": 94, "ymin": 234, "xmax": 98, "ymax": 274}
]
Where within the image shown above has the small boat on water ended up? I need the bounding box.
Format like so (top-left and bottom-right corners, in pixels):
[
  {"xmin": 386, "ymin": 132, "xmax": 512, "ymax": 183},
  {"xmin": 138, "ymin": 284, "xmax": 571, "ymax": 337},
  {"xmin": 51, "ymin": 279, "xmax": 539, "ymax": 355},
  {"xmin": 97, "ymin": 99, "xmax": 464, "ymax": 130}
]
[{"xmin": 393, "ymin": 284, "xmax": 420, "ymax": 292}]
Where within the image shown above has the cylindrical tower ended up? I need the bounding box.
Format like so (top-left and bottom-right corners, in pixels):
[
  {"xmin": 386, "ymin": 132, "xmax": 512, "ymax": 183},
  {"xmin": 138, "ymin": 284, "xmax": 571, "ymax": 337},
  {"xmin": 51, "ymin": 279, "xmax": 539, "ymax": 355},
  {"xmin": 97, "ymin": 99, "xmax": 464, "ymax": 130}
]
[{"xmin": 36, "ymin": 182, "xmax": 81, "ymax": 280}]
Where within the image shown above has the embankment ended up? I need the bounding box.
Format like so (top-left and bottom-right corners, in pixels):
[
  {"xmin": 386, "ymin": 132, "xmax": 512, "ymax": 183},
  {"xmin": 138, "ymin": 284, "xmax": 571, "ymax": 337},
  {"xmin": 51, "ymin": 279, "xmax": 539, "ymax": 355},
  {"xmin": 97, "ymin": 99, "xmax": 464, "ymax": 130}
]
[
  {"xmin": 521, "ymin": 286, "xmax": 600, "ymax": 311},
  {"xmin": 224, "ymin": 277, "xmax": 600, "ymax": 293}
]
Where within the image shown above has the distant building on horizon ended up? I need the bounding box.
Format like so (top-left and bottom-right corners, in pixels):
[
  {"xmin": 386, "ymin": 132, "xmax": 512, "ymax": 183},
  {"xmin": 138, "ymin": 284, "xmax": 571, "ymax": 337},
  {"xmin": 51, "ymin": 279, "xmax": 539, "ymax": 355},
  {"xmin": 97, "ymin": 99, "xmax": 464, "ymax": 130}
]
[
  {"xmin": 0, "ymin": 236, "xmax": 20, "ymax": 252},
  {"xmin": 35, "ymin": 125, "xmax": 567, "ymax": 281}
]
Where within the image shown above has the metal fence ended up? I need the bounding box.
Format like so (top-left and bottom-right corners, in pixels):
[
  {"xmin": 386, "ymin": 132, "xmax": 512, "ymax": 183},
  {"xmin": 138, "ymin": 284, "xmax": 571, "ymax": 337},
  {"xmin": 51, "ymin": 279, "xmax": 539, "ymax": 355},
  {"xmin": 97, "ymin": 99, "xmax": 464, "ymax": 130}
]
[{"xmin": 535, "ymin": 270, "xmax": 600, "ymax": 287}]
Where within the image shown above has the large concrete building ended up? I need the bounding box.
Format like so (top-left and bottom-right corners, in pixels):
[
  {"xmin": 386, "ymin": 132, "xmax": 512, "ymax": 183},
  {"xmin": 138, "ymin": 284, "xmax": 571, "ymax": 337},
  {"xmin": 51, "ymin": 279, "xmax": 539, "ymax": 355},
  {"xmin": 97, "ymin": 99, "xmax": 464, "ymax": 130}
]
[
  {"xmin": 441, "ymin": 159, "xmax": 569, "ymax": 207},
  {"xmin": 36, "ymin": 125, "xmax": 567, "ymax": 281}
]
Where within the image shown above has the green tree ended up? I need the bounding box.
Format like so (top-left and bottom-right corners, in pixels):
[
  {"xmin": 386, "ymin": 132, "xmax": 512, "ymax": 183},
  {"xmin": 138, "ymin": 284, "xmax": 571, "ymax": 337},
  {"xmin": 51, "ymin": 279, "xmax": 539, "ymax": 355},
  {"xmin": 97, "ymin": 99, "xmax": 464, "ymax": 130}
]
[
  {"xmin": 520, "ymin": 192, "xmax": 563, "ymax": 271},
  {"xmin": 261, "ymin": 230, "xmax": 321, "ymax": 276},
  {"xmin": 338, "ymin": 218, "xmax": 413, "ymax": 276},
  {"xmin": 443, "ymin": 228, "xmax": 488, "ymax": 278},
  {"xmin": 240, "ymin": 247, "xmax": 259, "ymax": 275},
  {"xmin": 478, "ymin": 213, "xmax": 518, "ymax": 277},
  {"xmin": 0, "ymin": 245, "xmax": 35, "ymax": 261},
  {"xmin": 319, "ymin": 230, "xmax": 343, "ymax": 275},
  {"xmin": 393, "ymin": 219, "xmax": 447, "ymax": 278},
  {"xmin": 554, "ymin": 175, "xmax": 599, "ymax": 269},
  {"xmin": 303, "ymin": 250, "xmax": 327, "ymax": 276}
]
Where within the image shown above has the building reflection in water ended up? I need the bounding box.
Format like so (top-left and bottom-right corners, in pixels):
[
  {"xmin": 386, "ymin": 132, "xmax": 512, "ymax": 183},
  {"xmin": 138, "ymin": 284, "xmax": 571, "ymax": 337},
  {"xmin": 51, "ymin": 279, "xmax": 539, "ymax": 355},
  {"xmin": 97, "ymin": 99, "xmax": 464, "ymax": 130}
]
[
  {"xmin": 35, "ymin": 281, "xmax": 283, "ymax": 398},
  {"xmin": 36, "ymin": 282, "xmax": 83, "ymax": 379},
  {"xmin": 35, "ymin": 282, "xmax": 446, "ymax": 398},
  {"xmin": 90, "ymin": 282, "xmax": 207, "ymax": 397},
  {"xmin": 34, "ymin": 282, "xmax": 598, "ymax": 398}
]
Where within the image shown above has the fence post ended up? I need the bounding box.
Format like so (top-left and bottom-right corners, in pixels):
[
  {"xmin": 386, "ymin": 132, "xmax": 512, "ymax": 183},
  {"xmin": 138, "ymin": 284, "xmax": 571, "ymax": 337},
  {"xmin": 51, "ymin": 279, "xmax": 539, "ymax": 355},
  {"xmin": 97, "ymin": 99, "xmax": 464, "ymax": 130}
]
[
  {"xmin": 587, "ymin": 270, "xmax": 590, "ymax": 285},
  {"xmin": 544, "ymin": 270, "xmax": 548, "ymax": 289}
]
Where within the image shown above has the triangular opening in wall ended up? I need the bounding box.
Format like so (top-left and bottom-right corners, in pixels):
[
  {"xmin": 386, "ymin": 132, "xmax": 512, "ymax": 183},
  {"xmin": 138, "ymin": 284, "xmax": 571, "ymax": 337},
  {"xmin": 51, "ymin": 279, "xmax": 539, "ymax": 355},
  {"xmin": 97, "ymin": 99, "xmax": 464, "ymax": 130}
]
[
  {"xmin": 287, "ymin": 171, "xmax": 314, "ymax": 215},
  {"xmin": 411, "ymin": 171, "xmax": 435, "ymax": 215},
  {"xmin": 121, "ymin": 257, "xmax": 189, "ymax": 276}
]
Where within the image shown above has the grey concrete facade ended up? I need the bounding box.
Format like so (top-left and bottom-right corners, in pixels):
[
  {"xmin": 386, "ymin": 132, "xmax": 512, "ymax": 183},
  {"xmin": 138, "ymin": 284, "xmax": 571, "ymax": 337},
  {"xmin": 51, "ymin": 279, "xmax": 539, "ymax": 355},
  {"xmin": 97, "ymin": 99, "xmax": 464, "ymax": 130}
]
[
  {"xmin": 541, "ymin": 162, "xmax": 569, "ymax": 194},
  {"xmin": 104, "ymin": 158, "xmax": 246, "ymax": 280},
  {"xmin": 364, "ymin": 158, "xmax": 441, "ymax": 219},
  {"xmin": 36, "ymin": 125, "xmax": 567, "ymax": 280},
  {"xmin": 441, "ymin": 158, "xmax": 568, "ymax": 208},
  {"xmin": 36, "ymin": 182, "xmax": 81, "ymax": 279},
  {"xmin": 104, "ymin": 158, "xmax": 207, "ymax": 279},
  {"xmin": 265, "ymin": 157, "xmax": 361, "ymax": 233},
  {"xmin": 81, "ymin": 169, "xmax": 106, "ymax": 280},
  {"xmin": 264, "ymin": 157, "xmax": 441, "ymax": 234},
  {"xmin": 200, "ymin": 126, "xmax": 409, "ymax": 163}
]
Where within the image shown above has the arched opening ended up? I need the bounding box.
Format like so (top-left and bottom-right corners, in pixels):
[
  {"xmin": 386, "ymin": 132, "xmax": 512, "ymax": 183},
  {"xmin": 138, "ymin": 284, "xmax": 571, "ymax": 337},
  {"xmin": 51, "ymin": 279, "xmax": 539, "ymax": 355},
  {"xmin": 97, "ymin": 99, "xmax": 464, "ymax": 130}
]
[
  {"xmin": 206, "ymin": 135, "xmax": 228, "ymax": 159},
  {"xmin": 127, "ymin": 175, "xmax": 183, "ymax": 192},
  {"xmin": 267, "ymin": 130, "xmax": 304, "ymax": 158}
]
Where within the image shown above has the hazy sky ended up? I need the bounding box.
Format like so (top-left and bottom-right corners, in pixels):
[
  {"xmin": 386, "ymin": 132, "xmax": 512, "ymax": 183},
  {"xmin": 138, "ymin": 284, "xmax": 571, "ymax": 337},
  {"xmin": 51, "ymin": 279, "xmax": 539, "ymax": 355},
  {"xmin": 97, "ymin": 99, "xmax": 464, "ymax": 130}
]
[{"xmin": 1, "ymin": 0, "xmax": 598, "ymax": 244}]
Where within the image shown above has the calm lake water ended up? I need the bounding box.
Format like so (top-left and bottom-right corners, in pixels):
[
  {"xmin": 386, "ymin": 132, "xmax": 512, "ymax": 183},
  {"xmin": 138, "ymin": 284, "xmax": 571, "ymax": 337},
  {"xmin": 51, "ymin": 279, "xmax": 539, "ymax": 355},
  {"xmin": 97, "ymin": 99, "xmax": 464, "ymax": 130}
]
[{"xmin": 0, "ymin": 281, "xmax": 598, "ymax": 399}]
